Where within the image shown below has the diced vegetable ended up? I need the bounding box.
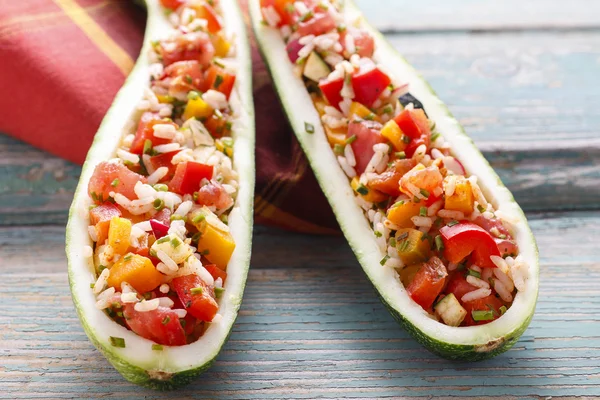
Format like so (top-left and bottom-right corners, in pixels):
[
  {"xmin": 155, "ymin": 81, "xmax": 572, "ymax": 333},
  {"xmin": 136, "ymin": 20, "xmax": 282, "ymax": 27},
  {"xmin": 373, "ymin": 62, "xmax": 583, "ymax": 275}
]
[
  {"xmin": 123, "ymin": 303, "xmax": 187, "ymax": 346},
  {"xmin": 192, "ymin": 3, "xmax": 222, "ymax": 33},
  {"xmin": 399, "ymin": 263, "xmax": 421, "ymax": 287},
  {"xmin": 399, "ymin": 164, "xmax": 443, "ymax": 198},
  {"xmin": 462, "ymin": 295, "xmax": 504, "ymax": 326},
  {"xmin": 204, "ymin": 65, "xmax": 236, "ymax": 98},
  {"xmin": 108, "ymin": 217, "xmax": 131, "ymax": 255},
  {"xmin": 395, "ymin": 228, "xmax": 431, "ymax": 265},
  {"xmin": 168, "ymin": 161, "xmax": 214, "ymax": 195},
  {"xmin": 368, "ymin": 159, "xmax": 415, "ymax": 197},
  {"xmin": 444, "ymin": 271, "xmax": 477, "ymax": 301},
  {"xmin": 387, "ymin": 201, "xmax": 421, "ymax": 228},
  {"xmin": 159, "ymin": 0, "xmax": 185, "ymax": 10},
  {"xmin": 107, "ymin": 254, "xmax": 163, "ymax": 294},
  {"xmin": 297, "ymin": 11, "xmax": 336, "ymax": 37},
  {"xmin": 339, "ymin": 27, "xmax": 374, "ymax": 58},
  {"xmin": 260, "ymin": 0, "xmax": 297, "ymax": 27},
  {"xmin": 406, "ymin": 256, "xmax": 448, "ymax": 310},
  {"xmin": 325, "ymin": 126, "xmax": 347, "ymax": 146},
  {"xmin": 129, "ymin": 113, "xmax": 175, "ymax": 155},
  {"xmin": 439, "ymin": 221, "xmax": 501, "ymax": 269},
  {"xmin": 444, "ymin": 177, "xmax": 474, "ymax": 214},
  {"xmin": 159, "ymin": 31, "xmax": 215, "ymax": 67},
  {"xmin": 434, "ymin": 293, "xmax": 467, "ymax": 327},
  {"xmin": 144, "ymin": 151, "xmax": 179, "ymax": 180},
  {"xmin": 182, "ymin": 96, "xmax": 213, "ymax": 121},
  {"xmin": 151, "ymin": 234, "xmax": 193, "ymax": 265},
  {"xmin": 351, "ymin": 66, "xmax": 391, "ymax": 107},
  {"xmin": 171, "ymin": 274, "xmax": 219, "ymax": 322},
  {"xmin": 210, "ymin": 32, "xmax": 231, "ymax": 58},
  {"xmin": 150, "ymin": 219, "xmax": 169, "ymax": 240},
  {"xmin": 318, "ymin": 76, "xmax": 344, "ymax": 109},
  {"xmin": 89, "ymin": 203, "xmax": 122, "ymax": 245},
  {"xmin": 162, "ymin": 60, "xmax": 205, "ymax": 94},
  {"xmin": 349, "ymin": 102, "xmax": 374, "ymax": 120},
  {"xmin": 88, "ymin": 162, "xmax": 147, "ymax": 203},
  {"xmin": 204, "ymin": 263, "xmax": 227, "ymax": 283},
  {"xmin": 380, "ymin": 120, "xmax": 406, "ymax": 152},
  {"xmin": 302, "ymin": 52, "xmax": 331, "ymax": 82},
  {"xmin": 285, "ymin": 38, "xmax": 303, "ymax": 63},
  {"xmin": 191, "ymin": 207, "xmax": 236, "ymax": 270},
  {"xmin": 351, "ymin": 177, "xmax": 387, "ymax": 203},
  {"xmin": 346, "ymin": 120, "xmax": 385, "ymax": 174},
  {"xmin": 393, "ymin": 109, "xmax": 431, "ymax": 157}
]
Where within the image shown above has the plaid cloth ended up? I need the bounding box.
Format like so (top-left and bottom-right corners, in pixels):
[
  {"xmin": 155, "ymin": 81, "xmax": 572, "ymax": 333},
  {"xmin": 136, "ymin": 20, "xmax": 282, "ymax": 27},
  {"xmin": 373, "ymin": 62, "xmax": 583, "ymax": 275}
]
[{"xmin": 0, "ymin": 0, "xmax": 339, "ymax": 234}]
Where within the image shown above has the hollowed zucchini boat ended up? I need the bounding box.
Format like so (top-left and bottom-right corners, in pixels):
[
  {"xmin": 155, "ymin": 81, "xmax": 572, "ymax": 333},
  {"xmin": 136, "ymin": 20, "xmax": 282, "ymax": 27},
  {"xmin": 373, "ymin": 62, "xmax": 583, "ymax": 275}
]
[
  {"xmin": 250, "ymin": 0, "xmax": 538, "ymax": 360},
  {"xmin": 65, "ymin": 0, "xmax": 254, "ymax": 388}
]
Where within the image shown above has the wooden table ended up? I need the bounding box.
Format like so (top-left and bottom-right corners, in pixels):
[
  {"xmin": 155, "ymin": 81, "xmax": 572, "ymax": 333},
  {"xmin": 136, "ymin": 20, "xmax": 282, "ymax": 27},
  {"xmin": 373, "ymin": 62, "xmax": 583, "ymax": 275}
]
[{"xmin": 2, "ymin": 0, "xmax": 599, "ymax": 398}]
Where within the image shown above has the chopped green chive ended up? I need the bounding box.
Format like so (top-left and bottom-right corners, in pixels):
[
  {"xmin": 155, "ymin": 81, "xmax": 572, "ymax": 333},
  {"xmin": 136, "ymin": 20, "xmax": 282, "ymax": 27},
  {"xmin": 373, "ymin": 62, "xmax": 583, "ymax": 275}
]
[
  {"xmin": 187, "ymin": 90, "xmax": 201, "ymax": 100},
  {"xmin": 402, "ymin": 135, "xmax": 411, "ymax": 144},
  {"xmin": 419, "ymin": 206, "xmax": 427, "ymax": 217},
  {"xmin": 305, "ymin": 122, "xmax": 315, "ymax": 134},
  {"xmin": 295, "ymin": 57, "xmax": 306, "ymax": 65},
  {"xmin": 374, "ymin": 231, "xmax": 382, "ymax": 238},
  {"xmin": 499, "ymin": 305, "xmax": 508, "ymax": 315},
  {"xmin": 333, "ymin": 143, "xmax": 345, "ymax": 155},
  {"xmin": 472, "ymin": 310, "xmax": 495, "ymax": 321},
  {"xmin": 90, "ymin": 283, "xmax": 95, "ymax": 289},
  {"xmin": 397, "ymin": 240, "xmax": 410, "ymax": 252},
  {"xmin": 395, "ymin": 151, "xmax": 406, "ymax": 159},
  {"xmin": 337, "ymin": 24, "xmax": 346, "ymax": 33},
  {"xmin": 185, "ymin": 75, "xmax": 193, "ymax": 84},
  {"xmin": 214, "ymin": 75, "xmax": 224, "ymax": 89},
  {"xmin": 213, "ymin": 58, "xmax": 226, "ymax": 68},
  {"xmin": 356, "ymin": 184, "xmax": 369, "ymax": 195},
  {"xmin": 413, "ymin": 196, "xmax": 421, "ymax": 203},
  {"xmin": 365, "ymin": 113, "xmax": 376, "ymax": 121},
  {"xmin": 170, "ymin": 215, "xmax": 187, "ymax": 222},
  {"xmin": 123, "ymin": 254, "xmax": 132, "ymax": 262},
  {"xmin": 214, "ymin": 287, "xmax": 225, "ymax": 298},
  {"xmin": 392, "ymin": 200, "xmax": 405, "ymax": 208},
  {"xmin": 299, "ymin": 11, "xmax": 313, "ymax": 22},
  {"xmin": 380, "ymin": 255, "xmax": 390, "ymax": 266},
  {"xmin": 170, "ymin": 237, "xmax": 181, "ymax": 248},
  {"xmin": 162, "ymin": 316, "xmax": 171, "ymax": 325},
  {"xmin": 345, "ymin": 135, "xmax": 357, "ymax": 144},
  {"xmin": 143, "ymin": 139, "xmax": 153, "ymax": 155},
  {"xmin": 192, "ymin": 213, "xmax": 206, "ymax": 224},
  {"xmin": 149, "ymin": 249, "xmax": 157, "ymax": 257},
  {"xmin": 389, "ymin": 238, "xmax": 396, "ymax": 247},
  {"xmin": 153, "ymin": 183, "xmax": 168, "ymax": 192},
  {"xmin": 110, "ymin": 336, "xmax": 125, "ymax": 348},
  {"xmin": 111, "ymin": 178, "xmax": 120, "ymax": 187},
  {"xmin": 447, "ymin": 220, "xmax": 459, "ymax": 227},
  {"xmin": 430, "ymin": 132, "xmax": 441, "ymax": 142},
  {"xmin": 153, "ymin": 198, "xmax": 164, "ymax": 210},
  {"xmin": 477, "ymin": 204, "xmax": 486, "ymax": 213},
  {"xmin": 190, "ymin": 287, "xmax": 204, "ymax": 295},
  {"xmin": 498, "ymin": 233, "xmax": 507, "ymax": 239},
  {"xmin": 383, "ymin": 105, "xmax": 394, "ymax": 114},
  {"xmin": 421, "ymin": 233, "xmax": 431, "ymax": 242},
  {"xmin": 156, "ymin": 236, "xmax": 170, "ymax": 244},
  {"xmin": 419, "ymin": 188, "xmax": 430, "ymax": 199},
  {"xmin": 152, "ymin": 344, "xmax": 164, "ymax": 351},
  {"xmin": 467, "ymin": 269, "xmax": 481, "ymax": 279},
  {"xmin": 434, "ymin": 235, "xmax": 444, "ymax": 251}
]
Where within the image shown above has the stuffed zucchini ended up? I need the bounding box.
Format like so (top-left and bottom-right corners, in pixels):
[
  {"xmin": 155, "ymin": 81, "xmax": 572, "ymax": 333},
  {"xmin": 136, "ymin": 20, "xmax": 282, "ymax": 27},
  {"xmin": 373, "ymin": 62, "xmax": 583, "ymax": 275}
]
[
  {"xmin": 65, "ymin": 0, "xmax": 254, "ymax": 388},
  {"xmin": 250, "ymin": 0, "xmax": 538, "ymax": 360}
]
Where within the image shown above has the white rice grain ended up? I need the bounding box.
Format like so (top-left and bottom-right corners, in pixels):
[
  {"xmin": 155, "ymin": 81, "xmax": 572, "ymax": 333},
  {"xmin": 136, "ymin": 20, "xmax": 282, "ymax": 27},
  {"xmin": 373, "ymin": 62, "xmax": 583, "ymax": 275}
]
[
  {"xmin": 159, "ymin": 283, "xmax": 170, "ymax": 294},
  {"xmin": 117, "ymin": 149, "xmax": 139, "ymax": 165},
  {"xmin": 93, "ymin": 268, "xmax": 110, "ymax": 295},
  {"xmin": 444, "ymin": 176, "xmax": 456, "ymax": 197},
  {"xmin": 494, "ymin": 279, "xmax": 513, "ymax": 302},
  {"xmin": 427, "ymin": 200, "xmax": 443, "ymax": 217},
  {"xmin": 411, "ymin": 216, "xmax": 432, "ymax": 228},
  {"xmin": 121, "ymin": 292, "xmax": 138, "ymax": 304},
  {"xmin": 158, "ymin": 297, "xmax": 174, "ymax": 308},
  {"xmin": 88, "ymin": 226, "xmax": 98, "ymax": 242},
  {"xmin": 175, "ymin": 200, "xmax": 193, "ymax": 217},
  {"xmin": 344, "ymin": 144, "xmax": 356, "ymax": 167},
  {"xmin": 262, "ymin": 6, "xmax": 281, "ymax": 27},
  {"xmin": 461, "ymin": 288, "xmax": 491, "ymax": 303},
  {"xmin": 203, "ymin": 90, "xmax": 228, "ymax": 110},
  {"xmin": 156, "ymin": 250, "xmax": 179, "ymax": 271},
  {"xmin": 153, "ymin": 143, "xmax": 181, "ymax": 153},
  {"xmin": 134, "ymin": 298, "xmax": 160, "ymax": 312},
  {"xmin": 152, "ymin": 123, "xmax": 177, "ymax": 139},
  {"xmin": 338, "ymin": 156, "xmax": 356, "ymax": 178},
  {"xmin": 173, "ymin": 309, "xmax": 188, "ymax": 318},
  {"xmin": 437, "ymin": 209, "xmax": 465, "ymax": 220},
  {"xmin": 493, "ymin": 267, "xmax": 515, "ymax": 292},
  {"xmin": 147, "ymin": 167, "xmax": 169, "ymax": 185},
  {"xmin": 466, "ymin": 275, "xmax": 490, "ymax": 289}
]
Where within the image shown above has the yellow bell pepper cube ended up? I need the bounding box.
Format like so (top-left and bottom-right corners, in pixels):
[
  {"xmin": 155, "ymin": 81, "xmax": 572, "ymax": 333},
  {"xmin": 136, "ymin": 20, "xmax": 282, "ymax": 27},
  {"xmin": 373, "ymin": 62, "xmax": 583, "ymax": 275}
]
[
  {"xmin": 325, "ymin": 126, "xmax": 347, "ymax": 146},
  {"xmin": 107, "ymin": 254, "xmax": 162, "ymax": 294},
  {"xmin": 215, "ymin": 138, "xmax": 234, "ymax": 158},
  {"xmin": 191, "ymin": 207, "xmax": 236, "ymax": 270},
  {"xmin": 444, "ymin": 178, "xmax": 474, "ymax": 214},
  {"xmin": 351, "ymin": 177, "xmax": 388, "ymax": 203},
  {"xmin": 381, "ymin": 120, "xmax": 406, "ymax": 152},
  {"xmin": 387, "ymin": 200, "xmax": 422, "ymax": 228},
  {"xmin": 349, "ymin": 102, "xmax": 376, "ymax": 120},
  {"xmin": 395, "ymin": 228, "xmax": 431, "ymax": 265},
  {"xmin": 108, "ymin": 217, "xmax": 131, "ymax": 256},
  {"xmin": 211, "ymin": 33, "xmax": 232, "ymax": 58},
  {"xmin": 156, "ymin": 94, "xmax": 175, "ymax": 104},
  {"xmin": 182, "ymin": 96, "xmax": 213, "ymax": 122}
]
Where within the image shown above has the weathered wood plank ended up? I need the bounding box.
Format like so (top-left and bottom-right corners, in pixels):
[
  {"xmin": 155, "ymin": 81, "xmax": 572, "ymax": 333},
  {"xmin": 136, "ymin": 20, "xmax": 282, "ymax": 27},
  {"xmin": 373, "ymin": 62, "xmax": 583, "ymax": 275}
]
[
  {"xmin": 1, "ymin": 212, "xmax": 599, "ymax": 397},
  {"xmin": 354, "ymin": 0, "xmax": 600, "ymax": 32}
]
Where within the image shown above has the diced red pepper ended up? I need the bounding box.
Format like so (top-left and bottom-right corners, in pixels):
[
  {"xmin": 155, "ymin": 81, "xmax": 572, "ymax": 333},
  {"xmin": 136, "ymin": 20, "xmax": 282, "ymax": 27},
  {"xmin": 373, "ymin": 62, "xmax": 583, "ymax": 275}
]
[
  {"xmin": 406, "ymin": 256, "xmax": 448, "ymax": 310},
  {"xmin": 204, "ymin": 65, "xmax": 236, "ymax": 99},
  {"xmin": 393, "ymin": 108, "xmax": 431, "ymax": 158},
  {"xmin": 159, "ymin": 0, "xmax": 185, "ymax": 10},
  {"xmin": 318, "ymin": 77, "xmax": 344, "ymax": 109},
  {"xmin": 171, "ymin": 274, "xmax": 219, "ymax": 322},
  {"xmin": 351, "ymin": 67, "xmax": 391, "ymax": 107},
  {"xmin": 145, "ymin": 151, "xmax": 179, "ymax": 181},
  {"xmin": 462, "ymin": 295, "xmax": 504, "ymax": 326},
  {"xmin": 204, "ymin": 114, "xmax": 232, "ymax": 138},
  {"xmin": 168, "ymin": 161, "xmax": 214, "ymax": 195},
  {"xmin": 204, "ymin": 264, "xmax": 227, "ymax": 283},
  {"xmin": 439, "ymin": 221, "xmax": 501, "ymax": 269},
  {"xmin": 339, "ymin": 28, "xmax": 374, "ymax": 58},
  {"xmin": 161, "ymin": 60, "xmax": 205, "ymax": 94},
  {"xmin": 130, "ymin": 113, "xmax": 175, "ymax": 155}
]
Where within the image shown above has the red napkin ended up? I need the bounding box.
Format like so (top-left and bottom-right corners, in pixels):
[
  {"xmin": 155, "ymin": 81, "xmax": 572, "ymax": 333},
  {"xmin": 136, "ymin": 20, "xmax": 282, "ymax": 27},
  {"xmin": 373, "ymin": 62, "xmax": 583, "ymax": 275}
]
[{"xmin": 0, "ymin": 0, "xmax": 339, "ymax": 234}]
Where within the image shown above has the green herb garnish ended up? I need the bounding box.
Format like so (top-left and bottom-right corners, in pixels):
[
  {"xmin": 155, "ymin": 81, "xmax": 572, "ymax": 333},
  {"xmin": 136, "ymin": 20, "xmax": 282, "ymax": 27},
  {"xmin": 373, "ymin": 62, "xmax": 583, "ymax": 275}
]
[
  {"xmin": 152, "ymin": 344, "xmax": 163, "ymax": 351},
  {"xmin": 419, "ymin": 206, "xmax": 427, "ymax": 217},
  {"xmin": 472, "ymin": 310, "xmax": 494, "ymax": 321},
  {"xmin": 434, "ymin": 235, "xmax": 444, "ymax": 251},
  {"xmin": 356, "ymin": 184, "xmax": 369, "ymax": 195},
  {"xmin": 110, "ymin": 336, "xmax": 125, "ymax": 348},
  {"xmin": 305, "ymin": 122, "xmax": 315, "ymax": 134},
  {"xmin": 345, "ymin": 135, "xmax": 357, "ymax": 144},
  {"xmin": 190, "ymin": 287, "xmax": 204, "ymax": 295},
  {"xmin": 380, "ymin": 255, "xmax": 390, "ymax": 266},
  {"xmin": 153, "ymin": 198, "xmax": 164, "ymax": 210},
  {"xmin": 467, "ymin": 269, "xmax": 481, "ymax": 279}
]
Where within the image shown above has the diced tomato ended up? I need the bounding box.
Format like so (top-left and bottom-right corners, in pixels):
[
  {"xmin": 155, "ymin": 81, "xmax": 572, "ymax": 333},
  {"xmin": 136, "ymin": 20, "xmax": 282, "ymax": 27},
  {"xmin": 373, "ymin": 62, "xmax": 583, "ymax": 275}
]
[
  {"xmin": 194, "ymin": 181, "xmax": 233, "ymax": 210},
  {"xmin": 367, "ymin": 159, "xmax": 416, "ymax": 197},
  {"xmin": 145, "ymin": 151, "xmax": 179, "ymax": 181},
  {"xmin": 130, "ymin": 113, "xmax": 177, "ymax": 155},
  {"xmin": 495, "ymin": 238, "xmax": 519, "ymax": 258},
  {"xmin": 318, "ymin": 77, "xmax": 344, "ymax": 109},
  {"xmin": 444, "ymin": 272, "xmax": 477, "ymax": 301},
  {"xmin": 204, "ymin": 65, "xmax": 236, "ymax": 99},
  {"xmin": 406, "ymin": 256, "xmax": 448, "ymax": 310},
  {"xmin": 160, "ymin": 32, "xmax": 215, "ymax": 67},
  {"xmin": 286, "ymin": 38, "xmax": 303, "ymax": 63},
  {"xmin": 340, "ymin": 28, "xmax": 374, "ymax": 58},
  {"xmin": 393, "ymin": 108, "xmax": 431, "ymax": 157},
  {"xmin": 351, "ymin": 67, "xmax": 391, "ymax": 107},
  {"xmin": 204, "ymin": 114, "xmax": 232, "ymax": 138},
  {"xmin": 159, "ymin": 0, "xmax": 185, "ymax": 10},
  {"xmin": 462, "ymin": 295, "xmax": 504, "ymax": 326},
  {"xmin": 194, "ymin": 3, "xmax": 222, "ymax": 33},
  {"xmin": 123, "ymin": 304, "xmax": 187, "ymax": 346},
  {"xmin": 153, "ymin": 208, "xmax": 172, "ymax": 225},
  {"xmin": 88, "ymin": 162, "xmax": 146, "ymax": 203},
  {"xmin": 260, "ymin": 0, "xmax": 298, "ymax": 27},
  {"xmin": 439, "ymin": 222, "xmax": 501, "ymax": 269},
  {"xmin": 171, "ymin": 274, "xmax": 219, "ymax": 322},
  {"xmin": 89, "ymin": 203, "xmax": 121, "ymax": 245},
  {"xmin": 168, "ymin": 161, "xmax": 214, "ymax": 195},
  {"xmin": 347, "ymin": 120, "xmax": 386, "ymax": 174},
  {"xmin": 204, "ymin": 264, "xmax": 227, "ymax": 283},
  {"xmin": 297, "ymin": 11, "xmax": 336, "ymax": 37},
  {"xmin": 473, "ymin": 215, "xmax": 512, "ymax": 240},
  {"xmin": 162, "ymin": 61, "xmax": 205, "ymax": 94}
]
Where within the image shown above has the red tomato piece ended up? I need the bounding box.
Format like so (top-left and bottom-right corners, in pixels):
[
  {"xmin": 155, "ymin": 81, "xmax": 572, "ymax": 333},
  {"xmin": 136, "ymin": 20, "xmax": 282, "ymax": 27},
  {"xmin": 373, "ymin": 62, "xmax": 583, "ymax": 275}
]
[
  {"xmin": 297, "ymin": 11, "xmax": 336, "ymax": 37},
  {"xmin": 495, "ymin": 238, "xmax": 519, "ymax": 258},
  {"xmin": 204, "ymin": 264, "xmax": 227, "ymax": 283},
  {"xmin": 444, "ymin": 272, "xmax": 477, "ymax": 301},
  {"xmin": 395, "ymin": 108, "xmax": 431, "ymax": 157},
  {"xmin": 195, "ymin": 3, "xmax": 222, "ymax": 33},
  {"xmin": 130, "ymin": 113, "xmax": 177, "ymax": 155},
  {"xmin": 367, "ymin": 159, "xmax": 416, "ymax": 197},
  {"xmin": 204, "ymin": 65, "xmax": 236, "ymax": 99},
  {"xmin": 153, "ymin": 208, "xmax": 172, "ymax": 225},
  {"xmin": 406, "ymin": 256, "xmax": 448, "ymax": 310},
  {"xmin": 145, "ymin": 151, "xmax": 179, "ymax": 181},
  {"xmin": 88, "ymin": 162, "xmax": 146, "ymax": 203},
  {"xmin": 194, "ymin": 181, "xmax": 233, "ymax": 210},
  {"xmin": 89, "ymin": 203, "xmax": 122, "ymax": 245},
  {"xmin": 171, "ymin": 274, "xmax": 219, "ymax": 322},
  {"xmin": 462, "ymin": 295, "xmax": 504, "ymax": 326},
  {"xmin": 439, "ymin": 222, "xmax": 501, "ymax": 269},
  {"xmin": 162, "ymin": 60, "xmax": 205, "ymax": 94},
  {"xmin": 123, "ymin": 304, "xmax": 187, "ymax": 346},
  {"xmin": 318, "ymin": 77, "xmax": 344, "ymax": 109},
  {"xmin": 260, "ymin": 0, "xmax": 298, "ymax": 27},
  {"xmin": 340, "ymin": 28, "xmax": 374, "ymax": 58},
  {"xmin": 159, "ymin": 0, "xmax": 185, "ymax": 10},
  {"xmin": 168, "ymin": 161, "xmax": 214, "ymax": 195},
  {"xmin": 351, "ymin": 66, "xmax": 391, "ymax": 107},
  {"xmin": 160, "ymin": 31, "xmax": 215, "ymax": 67},
  {"xmin": 473, "ymin": 215, "xmax": 512, "ymax": 240},
  {"xmin": 347, "ymin": 120, "xmax": 386, "ymax": 174},
  {"xmin": 204, "ymin": 114, "xmax": 232, "ymax": 138}
]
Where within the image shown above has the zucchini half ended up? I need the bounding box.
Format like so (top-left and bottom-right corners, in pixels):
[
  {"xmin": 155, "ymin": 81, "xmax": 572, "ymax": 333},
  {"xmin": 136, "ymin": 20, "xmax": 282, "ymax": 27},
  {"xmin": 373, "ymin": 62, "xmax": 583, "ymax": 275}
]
[
  {"xmin": 250, "ymin": 0, "xmax": 538, "ymax": 360},
  {"xmin": 65, "ymin": 0, "xmax": 254, "ymax": 388}
]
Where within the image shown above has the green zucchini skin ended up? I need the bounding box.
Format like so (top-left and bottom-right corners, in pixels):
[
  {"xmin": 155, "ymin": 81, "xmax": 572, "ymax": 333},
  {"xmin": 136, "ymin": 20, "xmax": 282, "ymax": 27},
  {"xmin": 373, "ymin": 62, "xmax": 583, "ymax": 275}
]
[
  {"xmin": 65, "ymin": 0, "xmax": 255, "ymax": 388},
  {"xmin": 249, "ymin": 0, "xmax": 538, "ymax": 360}
]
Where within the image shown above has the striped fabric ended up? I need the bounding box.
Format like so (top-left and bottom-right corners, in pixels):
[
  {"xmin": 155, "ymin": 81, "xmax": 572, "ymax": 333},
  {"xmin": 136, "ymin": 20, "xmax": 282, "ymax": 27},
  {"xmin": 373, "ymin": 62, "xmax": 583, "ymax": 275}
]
[{"xmin": 0, "ymin": 0, "xmax": 339, "ymax": 234}]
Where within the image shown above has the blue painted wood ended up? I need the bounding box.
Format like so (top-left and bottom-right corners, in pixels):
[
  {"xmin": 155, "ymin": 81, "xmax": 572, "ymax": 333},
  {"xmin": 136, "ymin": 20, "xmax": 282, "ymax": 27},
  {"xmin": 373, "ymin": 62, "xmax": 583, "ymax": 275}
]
[{"xmin": 1, "ymin": 213, "xmax": 599, "ymax": 397}]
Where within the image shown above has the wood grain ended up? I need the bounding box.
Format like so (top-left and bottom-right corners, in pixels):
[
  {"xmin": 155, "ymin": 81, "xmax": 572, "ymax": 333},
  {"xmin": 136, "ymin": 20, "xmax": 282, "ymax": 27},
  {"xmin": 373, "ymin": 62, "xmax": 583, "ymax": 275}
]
[{"xmin": 1, "ymin": 213, "xmax": 599, "ymax": 398}]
